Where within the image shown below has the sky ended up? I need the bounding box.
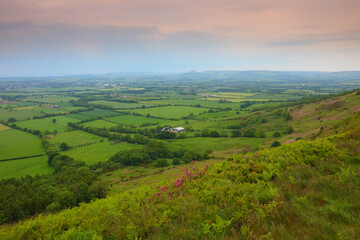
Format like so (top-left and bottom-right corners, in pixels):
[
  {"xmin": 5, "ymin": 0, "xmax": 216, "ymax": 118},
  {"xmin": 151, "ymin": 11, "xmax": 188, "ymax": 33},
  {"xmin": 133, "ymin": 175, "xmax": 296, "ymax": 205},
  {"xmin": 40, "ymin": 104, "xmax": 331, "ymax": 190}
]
[{"xmin": 0, "ymin": 0, "xmax": 359, "ymax": 76}]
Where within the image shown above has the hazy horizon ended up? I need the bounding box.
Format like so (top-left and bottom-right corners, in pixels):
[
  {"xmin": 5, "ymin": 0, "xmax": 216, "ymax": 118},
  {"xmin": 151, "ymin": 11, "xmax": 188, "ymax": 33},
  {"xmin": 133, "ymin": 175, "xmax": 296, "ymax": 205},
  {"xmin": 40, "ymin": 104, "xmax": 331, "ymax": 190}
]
[{"xmin": 1, "ymin": 0, "xmax": 359, "ymax": 76}]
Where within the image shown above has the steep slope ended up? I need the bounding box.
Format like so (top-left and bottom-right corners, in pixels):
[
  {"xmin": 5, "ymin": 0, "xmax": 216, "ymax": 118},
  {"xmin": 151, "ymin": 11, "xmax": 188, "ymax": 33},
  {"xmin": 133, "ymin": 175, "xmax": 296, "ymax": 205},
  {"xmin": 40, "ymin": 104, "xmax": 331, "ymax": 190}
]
[{"xmin": 282, "ymin": 90, "xmax": 360, "ymax": 142}]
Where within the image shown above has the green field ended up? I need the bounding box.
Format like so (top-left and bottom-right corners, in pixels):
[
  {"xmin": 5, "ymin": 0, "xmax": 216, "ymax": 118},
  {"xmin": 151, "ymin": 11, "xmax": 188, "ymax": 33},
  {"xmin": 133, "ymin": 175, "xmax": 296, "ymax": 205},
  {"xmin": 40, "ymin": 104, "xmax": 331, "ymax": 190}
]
[
  {"xmin": 64, "ymin": 141, "xmax": 142, "ymax": 165},
  {"xmin": 0, "ymin": 129, "xmax": 45, "ymax": 160},
  {"xmin": 89, "ymin": 100, "xmax": 156, "ymax": 109},
  {"xmin": 131, "ymin": 106, "xmax": 208, "ymax": 119},
  {"xmin": 66, "ymin": 113, "xmax": 94, "ymax": 121},
  {"xmin": 105, "ymin": 115, "xmax": 169, "ymax": 126},
  {"xmin": 0, "ymin": 108, "xmax": 45, "ymax": 121},
  {"xmin": 0, "ymin": 156, "xmax": 53, "ymax": 179},
  {"xmin": 83, "ymin": 120, "xmax": 119, "ymax": 128},
  {"xmin": 81, "ymin": 109, "xmax": 122, "ymax": 118},
  {"xmin": 16, "ymin": 115, "xmax": 80, "ymax": 132},
  {"xmin": 48, "ymin": 130, "xmax": 104, "ymax": 150}
]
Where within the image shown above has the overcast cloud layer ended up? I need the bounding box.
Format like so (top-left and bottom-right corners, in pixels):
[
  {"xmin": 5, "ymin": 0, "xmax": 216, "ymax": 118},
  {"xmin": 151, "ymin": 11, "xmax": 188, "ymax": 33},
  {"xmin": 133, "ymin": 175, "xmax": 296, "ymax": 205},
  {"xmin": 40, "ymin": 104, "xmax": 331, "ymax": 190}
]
[{"xmin": 0, "ymin": 0, "xmax": 359, "ymax": 76}]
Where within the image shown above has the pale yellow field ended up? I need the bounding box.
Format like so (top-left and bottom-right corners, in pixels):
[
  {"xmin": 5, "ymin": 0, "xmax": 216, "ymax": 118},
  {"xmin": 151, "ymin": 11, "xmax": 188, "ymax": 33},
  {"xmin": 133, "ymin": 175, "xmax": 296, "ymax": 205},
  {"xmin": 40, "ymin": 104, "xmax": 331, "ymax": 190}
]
[
  {"xmin": 215, "ymin": 92, "xmax": 255, "ymax": 97},
  {"xmin": 200, "ymin": 92, "xmax": 257, "ymax": 102},
  {"xmin": 14, "ymin": 106, "xmax": 34, "ymax": 110},
  {"xmin": 0, "ymin": 123, "xmax": 10, "ymax": 131}
]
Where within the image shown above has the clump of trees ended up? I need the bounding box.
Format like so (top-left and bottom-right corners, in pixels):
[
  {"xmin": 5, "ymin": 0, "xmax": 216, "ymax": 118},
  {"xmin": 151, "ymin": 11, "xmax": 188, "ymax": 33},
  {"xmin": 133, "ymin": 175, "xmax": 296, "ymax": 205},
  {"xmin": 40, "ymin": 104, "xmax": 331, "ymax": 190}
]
[
  {"xmin": 0, "ymin": 154, "xmax": 106, "ymax": 225},
  {"xmin": 199, "ymin": 129, "xmax": 221, "ymax": 138},
  {"xmin": 109, "ymin": 140, "xmax": 210, "ymax": 167},
  {"xmin": 271, "ymin": 141, "xmax": 281, "ymax": 148}
]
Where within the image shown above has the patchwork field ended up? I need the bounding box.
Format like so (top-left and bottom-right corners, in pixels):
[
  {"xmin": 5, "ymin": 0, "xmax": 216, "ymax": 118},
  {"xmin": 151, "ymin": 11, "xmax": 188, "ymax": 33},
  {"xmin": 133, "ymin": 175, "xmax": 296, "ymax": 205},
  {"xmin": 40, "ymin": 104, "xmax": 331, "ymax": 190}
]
[
  {"xmin": 0, "ymin": 156, "xmax": 53, "ymax": 179},
  {"xmin": 48, "ymin": 130, "xmax": 104, "ymax": 150},
  {"xmin": 64, "ymin": 141, "xmax": 142, "ymax": 165},
  {"xmin": 131, "ymin": 106, "xmax": 208, "ymax": 119},
  {"xmin": 0, "ymin": 129, "xmax": 45, "ymax": 160},
  {"xmin": 105, "ymin": 115, "xmax": 169, "ymax": 126},
  {"xmin": 16, "ymin": 115, "xmax": 80, "ymax": 132}
]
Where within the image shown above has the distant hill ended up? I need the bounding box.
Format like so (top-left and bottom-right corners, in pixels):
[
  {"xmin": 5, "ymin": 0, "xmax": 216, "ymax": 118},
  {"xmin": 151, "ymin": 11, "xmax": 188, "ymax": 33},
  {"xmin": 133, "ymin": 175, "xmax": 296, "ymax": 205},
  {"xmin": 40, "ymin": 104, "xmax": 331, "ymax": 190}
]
[
  {"xmin": 2, "ymin": 70, "xmax": 360, "ymax": 83},
  {"xmin": 180, "ymin": 70, "xmax": 360, "ymax": 82}
]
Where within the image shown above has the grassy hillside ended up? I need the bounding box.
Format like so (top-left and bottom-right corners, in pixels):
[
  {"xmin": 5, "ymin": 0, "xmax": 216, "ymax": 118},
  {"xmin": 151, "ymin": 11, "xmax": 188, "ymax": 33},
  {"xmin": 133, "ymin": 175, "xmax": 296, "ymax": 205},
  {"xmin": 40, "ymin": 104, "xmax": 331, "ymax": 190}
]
[
  {"xmin": 281, "ymin": 90, "xmax": 360, "ymax": 143},
  {"xmin": 0, "ymin": 110, "xmax": 359, "ymax": 239}
]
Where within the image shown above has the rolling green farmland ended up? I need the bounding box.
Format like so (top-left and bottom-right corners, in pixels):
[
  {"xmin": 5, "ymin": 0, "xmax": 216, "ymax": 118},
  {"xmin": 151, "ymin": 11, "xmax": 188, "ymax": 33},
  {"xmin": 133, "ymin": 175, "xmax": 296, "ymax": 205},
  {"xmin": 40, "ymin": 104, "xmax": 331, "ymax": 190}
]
[
  {"xmin": 105, "ymin": 115, "xmax": 169, "ymax": 126},
  {"xmin": 0, "ymin": 71, "xmax": 360, "ymax": 238},
  {"xmin": 48, "ymin": 130, "xmax": 104, "ymax": 150},
  {"xmin": 0, "ymin": 129, "xmax": 44, "ymax": 160},
  {"xmin": 64, "ymin": 141, "xmax": 142, "ymax": 165},
  {"xmin": 131, "ymin": 106, "xmax": 208, "ymax": 119},
  {"xmin": 0, "ymin": 156, "xmax": 53, "ymax": 179}
]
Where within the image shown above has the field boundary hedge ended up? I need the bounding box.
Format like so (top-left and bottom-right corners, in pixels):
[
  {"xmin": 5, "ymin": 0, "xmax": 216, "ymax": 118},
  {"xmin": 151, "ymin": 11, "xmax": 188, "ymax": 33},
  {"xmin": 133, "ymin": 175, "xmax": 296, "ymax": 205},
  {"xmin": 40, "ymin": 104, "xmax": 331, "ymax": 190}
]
[{"xmin": 0, "ymin": 154, "xmax": 45, "ymax": 162}]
